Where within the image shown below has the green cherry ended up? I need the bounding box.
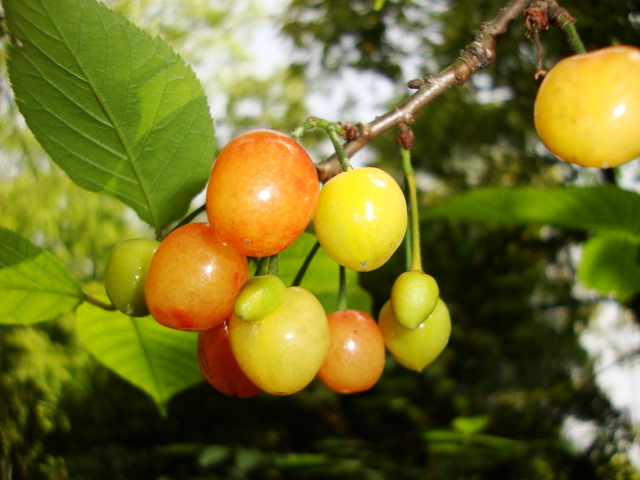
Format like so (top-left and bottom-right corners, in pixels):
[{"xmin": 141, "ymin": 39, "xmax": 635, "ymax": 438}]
[
  {"xmin": 390, "ymin": 270, "xmax": 439, "ymax": 330},
  {"xmin": 233, "ymin": 274, "xmax": 287, "ymax": 323},
  {"xmin": 104, "ymin": 238, "xmax": 160, "ymax": 317}
]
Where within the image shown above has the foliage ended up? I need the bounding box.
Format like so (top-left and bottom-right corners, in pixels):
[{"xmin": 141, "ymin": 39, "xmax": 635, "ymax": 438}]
[
  {"xmin": 5, "ymin": 0, "xmax": 215, "ymax": 236},
  {"xmin": 0, "ymin": 0, "xmax": 639, "ymax": 478},
  {"xmin": 425, "ymin": 185, "xmax": 640, "ymax": 301}
]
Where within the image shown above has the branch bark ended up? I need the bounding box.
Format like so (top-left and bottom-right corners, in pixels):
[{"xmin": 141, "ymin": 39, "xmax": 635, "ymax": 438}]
[{"xmin": 314, "ymin": 0, "xmax": 534, "ymax": 183}]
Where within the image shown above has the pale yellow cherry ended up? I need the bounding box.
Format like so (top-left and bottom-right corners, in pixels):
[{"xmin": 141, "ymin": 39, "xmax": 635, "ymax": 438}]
[
  {"xmin": 228, "ymin": 286, "xmax": 329, "ymax": 395},
  {"xmin": 534, "ymin": 45, "xmax": 640, "ymax": 168},
  {"xmin": 313, "ymin": 167, "xmax": 407, "ymax": 272},
  {"xmin": 379, "ymin": 298, "xmax": 451, "ymax": 372}
]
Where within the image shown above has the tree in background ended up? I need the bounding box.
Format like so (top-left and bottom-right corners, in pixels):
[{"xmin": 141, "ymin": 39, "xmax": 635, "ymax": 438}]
[{"xmin": 1, "ymin": 0, "xmax": 639, "ymax": 479}]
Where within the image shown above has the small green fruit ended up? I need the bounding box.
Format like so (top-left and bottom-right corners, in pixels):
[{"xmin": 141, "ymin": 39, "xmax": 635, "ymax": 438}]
[
  {"xmin": 390, "ymin": 270, "xmax": 439, "ymax": 330},
  {"xmin": 233, "ymin": 275, "xmax": 287, "ymax": 323},
  {"xmin": 104, "ymin": 238, "xmax": 160, "ymax": 317}
]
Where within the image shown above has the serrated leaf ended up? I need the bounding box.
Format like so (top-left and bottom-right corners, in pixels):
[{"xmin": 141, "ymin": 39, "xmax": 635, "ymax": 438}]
[
  {"xmin": 577, "ymin": 230, "xmax": 640, "ymax": 303},
  {"xmin": 0, "ymin": 226, "xmax": 83, "ymax": 324},
  {"xmin": 76, "ymin": 303, "xmax": 202, "ymax": 415},
  {"xmin": 278, "ymin": 233, "xmax": 373, "ymax": 315},
  {"xmin": 425, "ymin": 185, "xmax": 640, "ymax": 235},
  {"xmin": 5, "ymin": 0, "xmax": 215, "ymax": 233}
]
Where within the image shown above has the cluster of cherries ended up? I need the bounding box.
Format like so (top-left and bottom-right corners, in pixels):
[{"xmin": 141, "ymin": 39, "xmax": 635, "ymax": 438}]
[
  {"xmin": 103, "ymin": 41, "xmax": 640, "ymax": 398},
  {"xmin": 104, "ymin": 129, "xmax": 450, "ymax": 398}
]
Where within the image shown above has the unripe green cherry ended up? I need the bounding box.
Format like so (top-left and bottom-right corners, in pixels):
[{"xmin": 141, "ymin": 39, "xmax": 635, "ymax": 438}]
[
  {"xmin": 379, "ymin": 297, "xmax": 450, "ymax": 372},
  {"xmin": 234, "ymin": 275, "xmax": 287, "ymax": 322},
  {"xmin": 390, "ymin": 270, "xmax": 439, "ymax": 330},
  {"xmin": 104, "ymin": 238, "xmax": 160, "ymax": 317}
]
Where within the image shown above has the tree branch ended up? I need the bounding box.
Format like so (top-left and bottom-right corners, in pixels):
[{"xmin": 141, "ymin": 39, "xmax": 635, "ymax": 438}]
[{"xmin": 314, "ymin": 0, "xmax": 534, "ymax": 183}]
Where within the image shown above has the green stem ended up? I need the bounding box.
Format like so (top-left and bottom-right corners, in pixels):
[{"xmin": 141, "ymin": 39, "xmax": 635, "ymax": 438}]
[
  {"xmin": 267, "ymin": 254, "xmax": 280, "ymax": 277},
  {"xmin": 291, "ymin": 240, "xmax": 321, "ymax": 287},
  {"xmin": 326, "ymin": 124, "xmax": 352, "ymax": 172},
  {"xmin": 555, "ymin": 14, "xmax": 586, "ymax": 54},
  {"xmin": 290, "ymin": 117, "xmax": 352, "ymax": 172},
  {"xmin": 255, "ymin": 256, "xmax": 269, "ymax": 276},
  {"xmin": 403, "ymin": 172, "xmax": 413, "ymax": 272},
  {"xmin": 83, "ymin": 293, "xmax": 117, "ymax": 311},
  {"xmin": 167, "ymin": 204, "xmax": 206, "ymax": 238},
  {"xmin": 401, "ymin": 148, "xmax": 422, "ymax": 272},
  {"xmin": 336, "ymin": 265, "xmax": 348, "ymax": 312},
  {"xmin": 291, "ymin": 117, "xmax": 317, "ymax": 140}
]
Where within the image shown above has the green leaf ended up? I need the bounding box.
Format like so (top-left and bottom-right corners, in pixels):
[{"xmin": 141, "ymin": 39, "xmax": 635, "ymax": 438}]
[
  {"xmin": 278, "ymin": 233, "xmax": 373, "ymax": 315},
  {"xmin": 76, "ymin": 303, "xmax": 202, "ymax": 415},
  {"xmin": 577, "ymin": 230, "xmax": 640, "ymax": 303},
  {"xmin": 425, "ymin": 185, "xmax": 640, "ymax": 235},
  {"xmin": 5, "ymin": 0, "xmax": 215, "ymax": 233},
  {"xmin": 451, "ymin": 415, "xmax": 490, "ymax": 435},
  {"xmin": 0, "ymin": 226, "xmax": 83, "ymax": 324}
]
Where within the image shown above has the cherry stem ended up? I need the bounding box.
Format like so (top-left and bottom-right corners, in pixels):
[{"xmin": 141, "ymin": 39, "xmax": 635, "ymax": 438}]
[
  {"xmin": 336, "ymin": 265, "xmax": 348, "ymax": 312},
  {"xmin": 291, "ymin": 240, "xmax": 321, "ymax": 287},
  {"xmin": 401, "ymin": 147, "xmax": 422, "ymax": 272},
  {"xmin": 326, "ymin": 125, "xmax": 352, "ymax": 172},
  {"xmin": 255, "ymin": 256, "xmax": 269, "ymax": 276},
  {"xmin": 291, "ymin": 117, "xmax": 353, "ymax": 172},
  {"xmin": 167, "ymin": 204, "xmax": 207, "ymax": 238},
  {"xmin": 83, "ymin": 293, "xmax": 117, "ymax": 311},
  {"xmin": 267, "ymin": 254, "xmax": 280, "ymax": 277},
  {"xmin": 403, "ymin": 178, "xmax": 412, "ymax": 272},
  {"xmin": 556, "ymin": 17, "xmax": 585, "ymax": 54}
]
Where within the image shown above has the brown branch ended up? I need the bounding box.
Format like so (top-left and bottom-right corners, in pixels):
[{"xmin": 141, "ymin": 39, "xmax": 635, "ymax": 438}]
[{"xmin": 315, "ymin": 0, "xmax": 534, "ymax": 183}]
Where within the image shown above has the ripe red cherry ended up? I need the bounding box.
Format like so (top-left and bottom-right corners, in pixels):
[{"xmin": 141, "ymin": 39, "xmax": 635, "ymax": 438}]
[
  {"xmin": 197, "ymin": 321, "xmax": 262, "ymax": 398},
  {"xmin": 145, "ymin": 222, "xmax": 248, "ymax": 331},
  {"xmin": 206, "ymin": 129, "xmax": 319, "ymax": 257},
  {"xmin": 317, "ymin": 309, "xmax": 386, "ymax": 394}
]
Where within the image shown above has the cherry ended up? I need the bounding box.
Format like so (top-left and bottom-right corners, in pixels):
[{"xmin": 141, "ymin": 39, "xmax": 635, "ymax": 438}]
[
  {"xmin": 104, "ymin": 238, "xmax": 160, "ymax": 317},
  {"xmin": 198, "ymin": 321, "xmax": 262, "ymax": 398},
  {"xmin": 206, "ymin": 129, "xmax": 319, "ymax": 257},
  {"xmin": 145, "ymin": 222, "xmax": 248, "ymax": 331},
  {"xmin": 318, "ymin": 309, "xmax": 385, "ymax": 394}
]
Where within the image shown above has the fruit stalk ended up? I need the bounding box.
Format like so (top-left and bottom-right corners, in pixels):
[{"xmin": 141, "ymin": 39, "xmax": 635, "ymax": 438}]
[
  {"xmin": 267, "ymin": 253, "xmax": 280, "ymax": 277},
  {"xmin": 170, "ymin": 204, "xmax": 206, "ymax": 236},
  {"xmin": 255, "ymin": 256, "xmax": 269, "ymax": 276},
  {"xmin": 400, "ymin": 147, "xmax": 422, "ymax": 272},
  {"xmin": 558, "ymin": 20, "xmax": 585, "ymax": 54},
  {"xmin": 291, "ymin": 240, "xmax": 321, "ymax": 287},
  {"xmin": 336, "ymin": 265, "xmax": 348, "ymax": 311},
  {"xmin": 546, "ymin": 2, "xmax": 586, "ymax": 54},
  {"xmin": 83, "ymin": 292, "xmax": 117, "ymax": 311},
  {"xmin": 326, "ymin": 124, "xmax": 353, "ymax": 172},
  {"xmin": 291, "ymin": 117, "xmax": 353, "ymax": 172}
]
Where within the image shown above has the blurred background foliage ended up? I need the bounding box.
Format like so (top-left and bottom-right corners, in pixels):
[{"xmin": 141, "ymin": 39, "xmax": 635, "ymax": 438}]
[{"xmin": 1, "ymin": 0, "xmax": 640, "ymax": 478}]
